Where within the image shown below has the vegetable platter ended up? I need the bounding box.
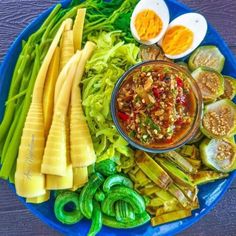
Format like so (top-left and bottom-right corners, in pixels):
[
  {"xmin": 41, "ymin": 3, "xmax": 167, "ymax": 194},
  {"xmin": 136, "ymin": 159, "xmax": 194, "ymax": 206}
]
[{"xmin": 0, "ymin": 0, "xmax": 236, "ymax": 236}]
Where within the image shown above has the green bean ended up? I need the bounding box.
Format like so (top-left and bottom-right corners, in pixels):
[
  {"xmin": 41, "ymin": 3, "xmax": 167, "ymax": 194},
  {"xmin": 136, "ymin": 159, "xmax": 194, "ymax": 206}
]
[
  {"xmin": 79, "ymin": 173, "xmax": 104, "ymax": 219},
  {"xmin": 5, "ymin": 90, "xmax": 27, "ymax": 106},
  {"xmin": 101, "ymin": 186, "xmax": 145, "ymax": 217},
  {"xmin": 49, "ymin": 6, "xmax": 79, "ymax": 38},
  {"xmin": 1, "ymin": 102, "xmax": 23, "ymax": 164},
  {"xmin": 88, "ymin": 201, "xmax": 102, "ymax": 236},
  {"xmin": 9, "ymin": 161, "xmax": 16, "ymax": 184},
  {"xmin": 0, "ymin": 45, "xmax": 40, "ymax": 179},
  {"xmin": 103, "ymin": 174, "xmax": 133, "ymax": 192},
  {"xmin": 102, "ymin": 211, "xmax": 150, "ymax": 229},
  {"xmin": 0, "ymin": 47, "xmax": 31, "ymax": 142},
  {"xmin": 54, "ymin": 191, "xmax": 83, "ymax": 225},
  {"xmin": 40, "ymin": 4, "xmax": 62, "ymax": 29}
]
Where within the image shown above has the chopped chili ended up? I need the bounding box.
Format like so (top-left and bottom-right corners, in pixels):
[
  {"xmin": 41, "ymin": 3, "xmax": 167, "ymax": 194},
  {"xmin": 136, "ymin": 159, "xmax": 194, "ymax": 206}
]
[{"xmin": 116, "ymin": 62, "xmax": 197, "ymax": 148}]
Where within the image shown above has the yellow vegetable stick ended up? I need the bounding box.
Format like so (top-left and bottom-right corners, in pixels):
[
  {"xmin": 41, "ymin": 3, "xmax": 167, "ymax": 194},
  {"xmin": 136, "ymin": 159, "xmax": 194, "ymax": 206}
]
[
  {"xmin": 70, "ymin": 41, "xmax": 97, "ymax": 167},
  {"xmin": 43, "ymin": 47, "xmax": 60, "ymax": 137},
  {"xmin": 26, "ymin": 191, "xmax": 50, "ymax": 204},
  {"xmin": 15, "ymin": 20, "xmax": 67, "ymax": 198},
  {"xmin": 41, "ymin": 51, "xmax": 82, "ymax": 176},
  {"xmin": 60, "ymin": 30, "xmax": 74, "ymax": 71},
  {"xmin": 71, "ymin": 167, "xmax": 88, "ymax": 191},
  {"xmin": 73, "ymin": 8, "xmax": 86, "ymax": 51},
  {"xmin": 46, "ymin": 116, "xmax": 73, "ymax": 190}
]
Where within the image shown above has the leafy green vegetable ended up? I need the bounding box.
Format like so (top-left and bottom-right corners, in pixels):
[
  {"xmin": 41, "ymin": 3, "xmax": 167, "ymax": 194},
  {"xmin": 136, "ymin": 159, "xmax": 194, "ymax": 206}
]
[{"xmin": 82, "ymin": 31, "xmax": 140, "ymax": 162}]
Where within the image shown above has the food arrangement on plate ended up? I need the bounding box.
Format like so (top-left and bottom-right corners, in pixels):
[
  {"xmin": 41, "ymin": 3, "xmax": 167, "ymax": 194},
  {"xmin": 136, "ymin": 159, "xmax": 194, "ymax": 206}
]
[{"xmin": 0, "ymin": 0, "xmax": 235, "ymax": 235}]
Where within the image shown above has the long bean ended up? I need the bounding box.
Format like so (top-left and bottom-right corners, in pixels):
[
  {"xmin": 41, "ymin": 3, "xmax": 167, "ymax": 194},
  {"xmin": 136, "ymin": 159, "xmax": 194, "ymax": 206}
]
[
  {"xmin": 0, "ymin": 45, "xmax": 40, "ymax": 179},
  {"xmin": 1, "ymin": 102, "xmax": 23, "ymax": 164}
]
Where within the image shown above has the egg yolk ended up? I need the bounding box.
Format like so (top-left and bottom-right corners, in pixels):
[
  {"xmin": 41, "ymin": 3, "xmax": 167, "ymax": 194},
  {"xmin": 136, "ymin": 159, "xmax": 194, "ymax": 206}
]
[
  {"xmin": 135, "ymin": 9, "xmax": 163, "ymax": 41},
  {"xmin": 162, "ymin": 25, "xmax": 194, "ymax": 55}
]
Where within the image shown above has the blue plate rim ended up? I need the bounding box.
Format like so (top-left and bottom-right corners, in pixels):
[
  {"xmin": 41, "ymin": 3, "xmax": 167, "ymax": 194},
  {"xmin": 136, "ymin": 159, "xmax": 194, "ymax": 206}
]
[{"xmin": 0, "ymin": 0, "xmax": 235, "ymax": 235}]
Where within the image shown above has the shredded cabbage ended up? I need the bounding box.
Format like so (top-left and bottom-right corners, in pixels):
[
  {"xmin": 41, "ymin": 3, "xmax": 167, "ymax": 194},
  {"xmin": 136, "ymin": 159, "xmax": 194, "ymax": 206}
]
[{"xmin": 82, "ymin": 31, "xmax": 140, "ymax": 162}]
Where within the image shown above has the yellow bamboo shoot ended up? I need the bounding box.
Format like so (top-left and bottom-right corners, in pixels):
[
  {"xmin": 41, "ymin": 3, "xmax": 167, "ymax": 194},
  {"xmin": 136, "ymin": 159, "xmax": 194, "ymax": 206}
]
[
  {"xmin": 60, "ymin": 30, "xmax": 74, "ymax": 71},
  {"xmin": 70, "ymin": 41, "xmax": 97, "ymax": 167},
  {"xmin": 26, "ymin": 191, "xmax": 50, "ymax": 204},
  {"xmin": 73, "ymin": 8, "xmax": 86, "ymax": 51},
  {"xmin": 46, "ymin": 116, "xmax": 73, "ymax": 189},
  {"xmin": 41, "ymin": 51, "xmax": 82, "ymax": 176},
  {"xmin": 71, "ymin": 167, "xmax": 88, "ymax": 191},
  {"xmin": 15, "ymin": 20, "xmax": 67, "ymax": 198},
  {"xmin": 43, "ymin": 47, "xmax": 60, "ymax": 137}
]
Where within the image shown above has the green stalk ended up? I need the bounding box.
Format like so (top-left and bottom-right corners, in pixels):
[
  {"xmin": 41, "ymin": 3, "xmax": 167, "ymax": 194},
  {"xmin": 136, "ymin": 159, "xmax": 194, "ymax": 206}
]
[
  {"xmin": 0, "ymin": 45, "xmax": 40, "ymax": 179},
  {"xmin": 1, "ymin": 103, "xmax": 24, "ymax": 164}
]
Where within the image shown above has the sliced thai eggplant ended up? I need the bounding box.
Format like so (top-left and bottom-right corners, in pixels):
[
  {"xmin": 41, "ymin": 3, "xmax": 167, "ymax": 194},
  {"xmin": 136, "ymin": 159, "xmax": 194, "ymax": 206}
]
[
  {"xmin": 191, "ymin": 67, "xmax": 224, "ymax": 103},
  {"xmin": 188, "ymin": 45, "xmax": 225, "ymax": 72},
  {"xmin": 201, "ymin": 99, "xmax": 236, "ymax": 139},
  {"xmin": 220, "ymin": 75, "xmax": 236, "ymax": 100},
  {"xmin": 199, "ymin": 138, "xmax": 236, "ymax": 173}
]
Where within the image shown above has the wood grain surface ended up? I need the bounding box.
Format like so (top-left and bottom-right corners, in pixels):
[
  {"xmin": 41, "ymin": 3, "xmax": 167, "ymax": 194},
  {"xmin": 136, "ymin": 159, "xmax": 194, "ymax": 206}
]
[{"xmin": 0, "ymin": 0, "xmax": 235, "ymax": 235}]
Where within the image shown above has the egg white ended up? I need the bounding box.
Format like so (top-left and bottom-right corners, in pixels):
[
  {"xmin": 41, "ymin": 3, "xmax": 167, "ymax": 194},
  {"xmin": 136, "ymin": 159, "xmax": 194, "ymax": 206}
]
[
  {"xmin": 130, "ymin": 0, "xmax": 170, "ymax": 45},
  {"xmin": 159, "ymin": 13, "xmax": 208, "ymax": 59}
]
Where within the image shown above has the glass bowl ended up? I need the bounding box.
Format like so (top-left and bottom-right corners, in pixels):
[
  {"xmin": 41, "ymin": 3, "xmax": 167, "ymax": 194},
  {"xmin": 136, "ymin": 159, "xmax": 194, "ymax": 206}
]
[{"xmin": 111, "ymin": 60, "xmax": 203, "ymax": 153}]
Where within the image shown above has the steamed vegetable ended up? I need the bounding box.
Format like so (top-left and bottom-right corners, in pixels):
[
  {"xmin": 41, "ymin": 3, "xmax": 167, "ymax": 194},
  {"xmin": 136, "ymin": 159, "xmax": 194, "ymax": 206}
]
[
  {"xmin": 15, "ymin": 21, "xmax": 67, "ymax": 198},
  {"xmin": 191, "ymin": 67, "xmax": 224, "ymax": 103},
  {"xmin": 200, "ymin": 138, "xmax": 236, "ymax": 172},
  {"xmin": 79, "ymin": 173, "xmax": 104, "ymax": 219},
  {"xmin": 221, "ymin": 75, "xmax": 236, "ymax": 100},
  {"xmin": 73, "ymin": 8, "xmax": 86, "ymax": 50},
  {"xmin": 26, "ymin": 191, "xmax": 50, "ymax": 204},
  {"xmin": 42, "ymin": 51, "xmax": 82, "ymax": 176},
  {"xmin": 59, "ymin": 19, "xmax": 74, "ymax": 71},
  {"xmin": 43, "ymin": 47, "xmax": 60, "ymax": 137},
  {"xmin": 54, "ymin": 191, "xmax": 83, "ymax": 224},
  {"xmin": 135, "ymin": 151, "xmax": 172, "ymax": 189},
  {"xmin": 188, "ymin": 45, "xmax": 225, "ymax": 72},
  {"xmin": 82, "ymin": 31, "xmax": 139, "ymax": 163},
  {"xmin": 201, "ymin": 99, "xmax": 236, "ymax": 139},
  {"xmin": 70, "ymin": 42, "xmax": 97, "ymax": 168},
  {"xmin": 88, "ymin": 201, "xmax": 102, "ymax": 236}
]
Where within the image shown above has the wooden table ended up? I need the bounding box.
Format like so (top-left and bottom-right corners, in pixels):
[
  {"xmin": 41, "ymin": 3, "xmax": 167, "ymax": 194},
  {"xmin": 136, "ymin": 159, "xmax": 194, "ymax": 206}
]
[{"xmin": 0, "ymin": 0, "xmax": 235, "ymax": 235}]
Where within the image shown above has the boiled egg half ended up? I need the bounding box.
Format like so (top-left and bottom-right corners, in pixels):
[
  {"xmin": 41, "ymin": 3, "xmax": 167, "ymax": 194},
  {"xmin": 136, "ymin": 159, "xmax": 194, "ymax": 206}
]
[
  {"xmin": 130, "ymin": 0, "xmax": 170, "ymax": 45},
  {"xmin": 159, "ymin": 13, "xmax": 208, "ymax": 59}
]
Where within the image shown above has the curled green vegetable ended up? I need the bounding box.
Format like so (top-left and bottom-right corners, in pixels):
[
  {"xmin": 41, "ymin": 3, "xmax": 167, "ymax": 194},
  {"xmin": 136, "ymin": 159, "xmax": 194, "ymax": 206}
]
[
  {"xmin": 79, "ymin": 173, "xmax": 104, "ymax": 219},
  {"xmin": 115, "ymin": 200, "xmax": 135, "ymax": 223},
  {"xmin": 200, "ymin": 138, "xmax": 236, "ymax": 172},
  {"xmin": 191, "ymin": 67, "xmax": 224, "ymax": 103},
  {"xmin": 102, "ymin": 211, "xmax": 150, "ymax": 229},
  {"xmin": 94, "ymin": 189, "xmax": 105, "ymax": 202},
  {"xmin": 54, "ymin": 191, "xmax": 83, "ymax": 225},
  {"xmin": 201, "ymin": 99, "xmax": 236, "ymax": 139},
  {"xmin": 101, "ymin": 186, "xmax": 146, "ymax": 217},
  {"xmin": 188, "ymin": 45, "xmax": 225, "ymax": 72},
  {"xmin": 103, "ymin": 174, "xmax": 133, "ymax": 192},
  {"xmin": 95, "ymin": 159, "xmax": 117, "ymax": 176},
  {"xmin": 88, "ymin": 201, "xmax": 102, "ymax": 236}
]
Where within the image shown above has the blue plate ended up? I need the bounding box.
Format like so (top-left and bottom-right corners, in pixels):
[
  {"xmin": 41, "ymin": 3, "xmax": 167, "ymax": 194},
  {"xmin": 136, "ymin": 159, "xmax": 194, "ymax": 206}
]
[{"xmin": 0, "ymin": 0, "xmax": 236, "ymax": 235}]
